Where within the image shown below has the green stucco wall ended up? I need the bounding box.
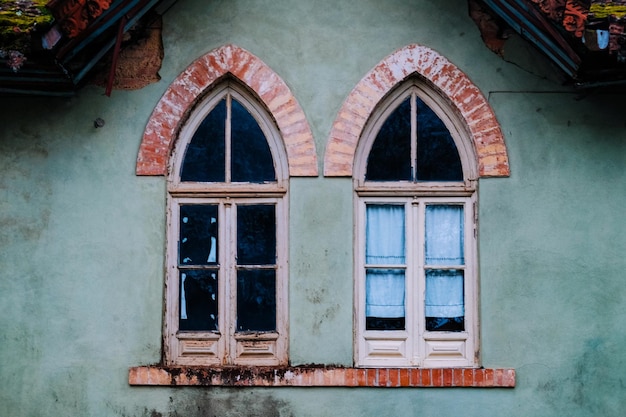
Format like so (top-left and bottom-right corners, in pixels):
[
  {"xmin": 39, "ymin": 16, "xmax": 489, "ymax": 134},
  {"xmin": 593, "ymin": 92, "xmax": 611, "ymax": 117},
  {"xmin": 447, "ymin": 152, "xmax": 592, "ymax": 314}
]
[{"xmin": 1, "ymin": 0, "xmax": 625, "ymax": 415}]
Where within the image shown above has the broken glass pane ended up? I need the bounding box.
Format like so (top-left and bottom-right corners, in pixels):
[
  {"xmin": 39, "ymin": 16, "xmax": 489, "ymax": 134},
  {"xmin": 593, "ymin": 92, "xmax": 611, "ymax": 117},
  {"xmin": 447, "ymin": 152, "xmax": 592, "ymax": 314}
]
[
  {"xmin": 179, "ymin": 205, "xmax": 218, "ymax": 266},
  {"xmin": 237, "ymin": 204, "xmax": 276, "ymax": 265},
  {"xmin": 416, "ymin": 97, "xmax": 463, "ymax": 181},
  {"xmin": 179, "ymin": 270, "xmax": 218, "ymax": 331},
  {"xmin": 231, "ymin": 98, "xmax": 276, "ymax": 183},
  {"xmin": 181, "ymin": 98, "xmax": 226, "ymax": 182},
  {"xmin": 366, "ymin": 97, "xmax": 411, "ymax": 181},
  {"xmin": 425, "ymin": 269, "xmax": 464, "ymax": 332},
  {"xmin": 366, "ymin": 269, "xmax": 406, "ymax": 330},
  {"xmin": 237, "ymin": 269, "xmax": 276, "ymax": 332}
]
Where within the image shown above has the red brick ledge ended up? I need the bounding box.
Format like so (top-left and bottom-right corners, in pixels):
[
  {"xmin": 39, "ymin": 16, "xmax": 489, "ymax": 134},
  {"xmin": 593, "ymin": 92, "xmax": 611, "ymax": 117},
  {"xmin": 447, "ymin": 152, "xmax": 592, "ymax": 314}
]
[{"xmin": 129, "ymin": 366, "xmax": 515, "ymax": 388}]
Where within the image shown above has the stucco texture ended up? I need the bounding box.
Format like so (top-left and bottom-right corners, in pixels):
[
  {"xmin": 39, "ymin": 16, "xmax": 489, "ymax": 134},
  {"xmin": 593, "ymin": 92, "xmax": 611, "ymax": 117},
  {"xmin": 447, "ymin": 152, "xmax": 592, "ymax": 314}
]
[{"xmin": 1, "ymin": 0, "xmax": 625, "ymax": 416}]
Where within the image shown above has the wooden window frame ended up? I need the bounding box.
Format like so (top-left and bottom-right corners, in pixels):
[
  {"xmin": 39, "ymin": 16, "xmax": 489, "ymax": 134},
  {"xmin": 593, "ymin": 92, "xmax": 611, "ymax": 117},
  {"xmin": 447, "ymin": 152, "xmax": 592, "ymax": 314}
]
[
  {"xmin": 164, "ymin": 82, "xmax": 289, "ymax": 366},
  {"xmin": 354, "ymin": 80, "xmax": 479, "ymax": 368}
]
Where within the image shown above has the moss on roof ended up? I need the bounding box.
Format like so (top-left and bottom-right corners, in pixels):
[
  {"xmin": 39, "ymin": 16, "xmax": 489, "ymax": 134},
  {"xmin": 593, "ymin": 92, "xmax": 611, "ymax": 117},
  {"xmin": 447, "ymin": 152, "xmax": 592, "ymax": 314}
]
[
  {"xmin": 589, "ymin": 4, "xmax": 626, "ymax": 19},
  {"xmin": 0, "ymin": 0, "xmax": 53, "ymax": 53}
]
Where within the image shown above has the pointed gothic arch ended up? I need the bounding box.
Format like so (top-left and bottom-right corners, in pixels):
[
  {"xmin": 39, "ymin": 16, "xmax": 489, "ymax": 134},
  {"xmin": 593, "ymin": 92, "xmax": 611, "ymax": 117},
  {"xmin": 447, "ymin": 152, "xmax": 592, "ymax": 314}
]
[
  {"xmin": 136, "ymin": 44, "xmax": 318, "ymax": 177},
  {"xmin": 323, "ymin": 44, "xmax": 509, "ymax": 178}
]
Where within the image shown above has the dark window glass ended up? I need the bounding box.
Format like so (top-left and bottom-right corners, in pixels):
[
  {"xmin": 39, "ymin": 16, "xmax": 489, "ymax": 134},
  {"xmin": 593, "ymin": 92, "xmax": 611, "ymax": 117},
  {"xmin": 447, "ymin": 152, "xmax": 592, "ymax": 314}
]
[
  {"xmin": 416, "ymin": 98, "xmax": 463, "ymax": 181},
  {"xmin": 181, "ymin": 99, "xmax": 226, "ymax": 182},
  {"xmin": 366, "ymin": 97, "xmax": 412, "ymax": 181},
  {"xmin": 179, "ymin": 270, "xmax": 218, "ymax": 331},
  {"xmin": 237, "ymin": 204, "xmax": 276, "ymax": 265},
  {"xmin": 179, "ymin": 205, "xmax": 218, "ymax": 266},
  {"xmin": 366, "ymin": 316, "xmax": 406, "ymax": 331},
  {"xmin": 237, "ymin": 269, "xmax": 276, "ymax": 331},
  {"xmin": 425, "ymin": 316, "xmax": 464, "ymax": 331},
  {"xmin": 365, "ymin": 94, "xmax": 463, "ymax": 183},
  {"xmin": 231, "ymin": 98, "xmax": 276, "ymax": 183}
]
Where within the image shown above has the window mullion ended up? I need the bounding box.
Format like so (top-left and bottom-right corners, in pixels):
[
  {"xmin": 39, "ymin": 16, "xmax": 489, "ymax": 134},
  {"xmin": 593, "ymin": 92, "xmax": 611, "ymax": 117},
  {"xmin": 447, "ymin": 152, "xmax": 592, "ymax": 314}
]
[
  {"xmin": 464, "ymin": 198, "xmax": 477, "ymax": 362},
  {"xmin": 410, "ymin": 92, "xmax": 417, "ymax": 182},
  {"xmin": 274, "ymin": 199, "xmax": 287, "ymax": 356},
  {"xmin": 413, "ymin": 199, "xmax": 426, "ymax": 365},
  {"xmin": 166, "ymin": 199, "xmax": 180, "ymax": 365},
  {"xmin": 225, "ymin": 93, "xmax": 232, "ymax": 183},
  {"xmin": 222, "ymin": 200, "xmax": 235, "ymax": 364}
]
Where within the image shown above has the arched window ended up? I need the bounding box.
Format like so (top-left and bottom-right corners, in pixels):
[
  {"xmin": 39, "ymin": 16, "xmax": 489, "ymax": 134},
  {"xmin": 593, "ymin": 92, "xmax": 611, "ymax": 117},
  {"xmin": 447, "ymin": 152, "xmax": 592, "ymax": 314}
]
[
  {"xmin": 354, "ymin": 79, "xmax": 478, "ymax": 368},
  {"xmin": 165, "ymin": 80, "xmax": 288, "ymax": 366}
]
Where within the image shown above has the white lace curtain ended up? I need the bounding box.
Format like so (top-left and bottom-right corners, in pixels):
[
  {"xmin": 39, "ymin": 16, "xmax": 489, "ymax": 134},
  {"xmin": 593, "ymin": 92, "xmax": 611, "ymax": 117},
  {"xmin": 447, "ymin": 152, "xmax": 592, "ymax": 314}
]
[
  {"xmin": 425, "ymin": 206, "xmax": 464, "ymax": 318},
  {"xmin": 365, "ymin": 204, "xmax": 464, "ymax": 320}
]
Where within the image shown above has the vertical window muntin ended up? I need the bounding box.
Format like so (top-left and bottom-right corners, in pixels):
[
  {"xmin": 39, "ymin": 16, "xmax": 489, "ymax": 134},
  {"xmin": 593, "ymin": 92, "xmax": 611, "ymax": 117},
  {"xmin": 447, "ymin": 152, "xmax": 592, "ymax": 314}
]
[
  {"xmin": 354, "ymin": 79, "xmax": 478, "ymax": 368},
  {"xmin": 166, "ymin": 81, "xmax": 288, "ymax": 366}
]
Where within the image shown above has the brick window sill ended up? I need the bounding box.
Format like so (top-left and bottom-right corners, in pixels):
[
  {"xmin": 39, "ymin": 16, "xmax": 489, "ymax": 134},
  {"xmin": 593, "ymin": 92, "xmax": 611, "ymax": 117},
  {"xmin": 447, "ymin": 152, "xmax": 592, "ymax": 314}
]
[{"xmin": 129, "ymin": 366, "xmax": 515, "ymax": 388}]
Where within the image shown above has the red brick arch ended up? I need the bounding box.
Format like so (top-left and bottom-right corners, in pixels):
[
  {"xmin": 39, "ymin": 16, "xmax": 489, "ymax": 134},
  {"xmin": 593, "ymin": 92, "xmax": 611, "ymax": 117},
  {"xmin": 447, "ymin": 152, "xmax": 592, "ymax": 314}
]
[
  {"xmin": 136, "ymin": 44, "xmax": 318, "ymax": 176},
  {"xmin": 324, "ymin": 44, "xmax": 509, "ymax": 178}
]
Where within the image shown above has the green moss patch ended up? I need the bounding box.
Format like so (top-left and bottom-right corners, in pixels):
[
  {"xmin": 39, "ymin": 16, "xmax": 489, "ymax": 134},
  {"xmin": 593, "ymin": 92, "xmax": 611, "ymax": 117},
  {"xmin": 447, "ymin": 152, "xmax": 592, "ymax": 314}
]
[{"xmin": 0, "ymin": 0, "xmax": 53, "ymax": 53}]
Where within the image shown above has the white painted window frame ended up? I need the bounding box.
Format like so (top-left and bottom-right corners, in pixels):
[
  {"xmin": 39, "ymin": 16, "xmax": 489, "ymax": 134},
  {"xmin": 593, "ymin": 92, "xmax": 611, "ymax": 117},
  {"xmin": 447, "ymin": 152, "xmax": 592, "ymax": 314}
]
[
  {"xmin": 353, "ymin": 80, "xmax": 479, "ymax": 368},
  {"xmin": 165, "ymin": 82, "xmax": 289, "ymax": 366}
]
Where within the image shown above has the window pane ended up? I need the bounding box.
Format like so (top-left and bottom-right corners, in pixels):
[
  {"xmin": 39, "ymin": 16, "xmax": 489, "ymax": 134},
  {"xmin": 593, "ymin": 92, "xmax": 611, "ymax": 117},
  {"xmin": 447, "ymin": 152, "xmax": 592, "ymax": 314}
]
[
  {"xmin": 181, "ymin": 98, "xmax": 226, "ymax": 182},
  {"xmin": 366, "ymin": 204, "xmax": 405, "ymax": 265},
  {"xmin": 366, "ymin": 269, "xmax": 405, "ymax": 330},
  {"xmin": 365, "ymin": 97, "xmax": 412, "ymax": 181},
  {"xmin": 416, "ymin": 97, "xmax": 463, "ymax": 181},
  {"xmin": 237, "ymin": 269, "xmax": 276, "ymax": 332},
  {"xmin": 425, "ymin": 205, "xmax": 464, "ymax": 265},
  {"xmin": 425, "ymin": 269, "xmax": 464, "ymax": 331},
  {"xmin": 237, "ymin": 204, "xmax": 276, "ymax": 265},
  {"xmin": 179, "ymin": 270, "xmax": 218, "ymax": 331},
  {"xmin": 179, "ymin": 205, "xmax": 218, "ymax": 266},
  {"xmin": 231, "ymin": 98, "xmax": 276, "ymax": 183}
]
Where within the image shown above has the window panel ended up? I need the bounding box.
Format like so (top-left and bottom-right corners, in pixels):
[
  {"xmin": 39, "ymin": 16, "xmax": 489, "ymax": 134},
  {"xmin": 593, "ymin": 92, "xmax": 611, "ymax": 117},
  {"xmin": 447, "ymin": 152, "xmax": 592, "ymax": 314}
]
[
  {"xmin": 425, "ymin": 205, "xmax": 464, "ymax": 266},
  {"xmin": 237, "ymin": 204, "xmax": 276, "ymax": 266},
  {"xmin": 365, "ymin": 204, "xmax": 407, "ymax": 330},
  {"xmin": 415, "ymin": 98, "xmax": 463, "ymax": 181},
  {"xmin": 365, "ymin": 97, "xmax": 412, "ymax": 181},
  {"xmin": 366, "ymin": 269, "xmax": 406, "ymax": 330},
  {"xmin": 179, "ymin": 270, "xmax": 218, "ymax": 331},
  {"xmin": 366, "ymin": 204, "xmax": 405, "ymax": 265},
  {"xmin": 231, "ymin": 98, "xmax": 276, "ymax": 183},
  {"xmin": 180, "ymin": 98, "xmax": 226, "ymax": 182},
  {"xmin": 179, "ymin": 205, "xmax": 218, "ymax": 266},
  {"xmin": 425, "ymin": 269, "xmax": 464, "ymax": 332},
  {"xmin": 237, "ymin": 269, "xmax": 277, "ymax": 332}
]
